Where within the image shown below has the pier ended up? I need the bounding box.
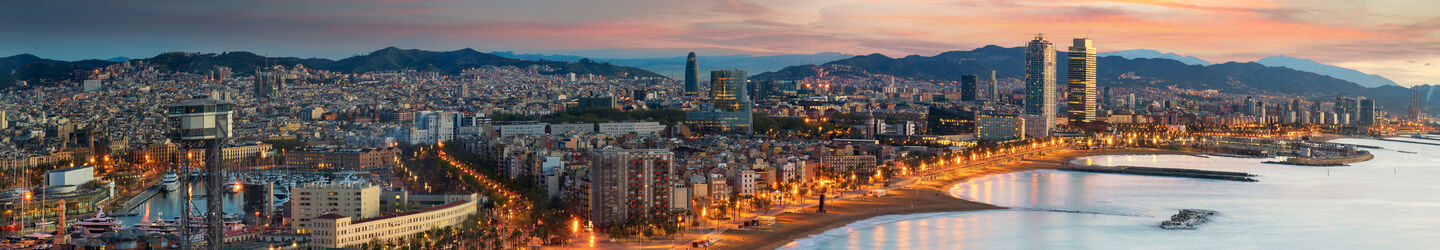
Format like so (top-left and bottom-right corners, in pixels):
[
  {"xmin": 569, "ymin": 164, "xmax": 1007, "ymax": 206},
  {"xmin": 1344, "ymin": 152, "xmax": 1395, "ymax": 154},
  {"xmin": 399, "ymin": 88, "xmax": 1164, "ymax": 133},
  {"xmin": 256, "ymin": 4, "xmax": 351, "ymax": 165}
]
[
  {"xmin": 1058, "ymin": 165, "xmax": 1258, "ymax": 182},
  {"xmin": 112, "ymin": 186, "xmax": 162, "ymax": 216},
  {"xmin": 1376, "ymin": 138, "xmax": 1440, "ymax": 147}
]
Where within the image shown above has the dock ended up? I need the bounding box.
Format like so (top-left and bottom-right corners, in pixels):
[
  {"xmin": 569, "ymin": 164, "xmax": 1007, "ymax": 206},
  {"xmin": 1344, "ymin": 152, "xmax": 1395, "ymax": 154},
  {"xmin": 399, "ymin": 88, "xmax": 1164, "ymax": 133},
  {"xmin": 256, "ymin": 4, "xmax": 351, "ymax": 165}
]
[
  {"xmin": 1377, "ymin": 138, "xmax": 1440, "ymax": 147},
  {"xmin": 112, "ymin": 186, "xmax": 162, "ymax": 216},
  {"xmin": 1058, "ymin": 165, "xmax": 1258, "ymax": 182}
]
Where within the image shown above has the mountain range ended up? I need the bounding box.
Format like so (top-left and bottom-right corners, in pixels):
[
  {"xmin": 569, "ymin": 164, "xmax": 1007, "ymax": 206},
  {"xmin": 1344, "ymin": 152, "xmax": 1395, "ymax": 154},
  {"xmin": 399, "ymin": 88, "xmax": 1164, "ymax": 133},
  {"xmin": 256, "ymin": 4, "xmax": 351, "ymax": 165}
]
[
  {"xmin": 491, "ymin": 51, "xmax": 854, "ymax": 79},
  {"xmin": 1100, "ymin": 49, "xmax": 1211, "ymax": 66},
  {"xmin": 752, "ymin": 45, "xmax": 1436, "ymax": 113},
  {"xmin": 0, "ymin": 47, "xmax": 663, "ymax": 88},
  {"xmin": 1255, "ymin": 55, "xmax": 1399, "ymax": 88}
]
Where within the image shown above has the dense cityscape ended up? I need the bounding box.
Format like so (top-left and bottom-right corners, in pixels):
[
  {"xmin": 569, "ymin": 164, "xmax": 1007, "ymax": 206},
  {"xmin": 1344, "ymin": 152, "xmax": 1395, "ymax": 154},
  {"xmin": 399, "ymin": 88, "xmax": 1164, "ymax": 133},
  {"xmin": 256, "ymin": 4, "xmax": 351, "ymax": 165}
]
[{"xmin": 2, "ymin": 1, "xmax": 1439, "ymax": 250}]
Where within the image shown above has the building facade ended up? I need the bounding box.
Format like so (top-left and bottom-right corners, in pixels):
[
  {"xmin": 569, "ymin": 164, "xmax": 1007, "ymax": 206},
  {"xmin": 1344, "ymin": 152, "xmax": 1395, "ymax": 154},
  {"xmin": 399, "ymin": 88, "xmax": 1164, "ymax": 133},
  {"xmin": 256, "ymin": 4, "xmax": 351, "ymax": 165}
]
[
  {"xmin": 977, "ymin": 113, "xmax": 1025, "ymax": 141},
  {"xmin": 285, "ymin": 146, "xmax": 399, "ymax": 169},
  {"xmin": 309, "ymin": 195, "xmax": 477, "ymax": 248},
  {"xmin": 684, "ymin": 52, "xmax": 699, "ymax": 96},
  {"xmin": 291, "ymin": 182, "xmax": 381, "ymax": 230},
  {"xmin": 961, "ymin": 74, "xmax": 978, "ymax": 102},
  {"xmin": 589, "ymin": 148, "xmax": 676, "ymax": 224},
  {"xmin": 1066, "ymin": 38, "xmax": 1098, "ymax": 124},
  {"xmin": 1024, "ymin": 34, "xmax": 1057, "ymax": 137}
]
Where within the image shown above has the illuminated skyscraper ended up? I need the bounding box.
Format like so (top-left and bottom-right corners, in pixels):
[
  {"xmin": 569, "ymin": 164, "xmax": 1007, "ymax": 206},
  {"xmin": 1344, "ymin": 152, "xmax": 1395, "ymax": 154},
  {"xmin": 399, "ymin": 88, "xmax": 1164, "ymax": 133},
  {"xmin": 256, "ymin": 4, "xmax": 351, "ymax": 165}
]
[
  {"xmin": 1066, "ymin": 38, "xmax": 1097, "ymax": 124},
  {"xmin": 684, "ymin": 52, "xmax": 699, "ymax": 96},
  {"xmin": 1024, "ymin": 34, "xmax": 1056, "ymax": 136},
  {"xmin": 710, "ymin": 69, "xmax": 749, "ymax": 112},
  {"xmin": 686, "ymin": 69, "xmax": 752, "ymax": 134}
]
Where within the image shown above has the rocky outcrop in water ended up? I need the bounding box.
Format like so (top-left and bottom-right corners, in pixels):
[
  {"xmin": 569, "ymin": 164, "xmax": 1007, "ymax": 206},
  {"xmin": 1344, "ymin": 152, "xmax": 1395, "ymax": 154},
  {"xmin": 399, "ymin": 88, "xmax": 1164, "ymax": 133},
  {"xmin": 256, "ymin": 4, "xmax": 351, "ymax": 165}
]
[{"xmin": 1160, "ymin": 209, "xmax": 1215, "ymax": 230}]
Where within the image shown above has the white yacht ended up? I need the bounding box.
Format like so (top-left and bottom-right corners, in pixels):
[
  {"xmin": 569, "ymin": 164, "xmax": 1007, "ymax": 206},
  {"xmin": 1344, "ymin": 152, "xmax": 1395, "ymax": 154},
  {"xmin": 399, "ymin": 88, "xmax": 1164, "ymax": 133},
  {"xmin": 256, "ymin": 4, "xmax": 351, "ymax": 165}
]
[{"xmin": 160, "ymin": 173, "xmax": 179, "ymax": 192}]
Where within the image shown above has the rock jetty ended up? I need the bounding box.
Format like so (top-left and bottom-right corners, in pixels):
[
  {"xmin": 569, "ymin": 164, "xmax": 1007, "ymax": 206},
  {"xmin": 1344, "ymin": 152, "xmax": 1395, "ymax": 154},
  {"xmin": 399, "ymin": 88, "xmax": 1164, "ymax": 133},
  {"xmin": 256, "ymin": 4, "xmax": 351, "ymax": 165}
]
[{"xmin": 1160, "ymin": 209, "xmax": 1215, "ymax": 230}]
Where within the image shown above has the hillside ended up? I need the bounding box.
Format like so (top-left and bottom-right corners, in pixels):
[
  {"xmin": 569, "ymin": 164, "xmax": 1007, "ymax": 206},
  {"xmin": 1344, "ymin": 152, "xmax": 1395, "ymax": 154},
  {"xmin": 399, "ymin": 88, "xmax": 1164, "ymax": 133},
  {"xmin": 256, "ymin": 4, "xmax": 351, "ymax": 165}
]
[
  {"xmin": 1256, "ymin": 56, "xmax": 1398, "ymax": 88},
  {"xmin": 1, "ymin": 47, "xmax": 664, "ymax": 88},
  {"xmin": 754, "ymin": 46, "xmax": 1437, "ymax": 113},
  {"xmin": 492, "ymin": 51, "xmax": 853, "ymax": 79}
]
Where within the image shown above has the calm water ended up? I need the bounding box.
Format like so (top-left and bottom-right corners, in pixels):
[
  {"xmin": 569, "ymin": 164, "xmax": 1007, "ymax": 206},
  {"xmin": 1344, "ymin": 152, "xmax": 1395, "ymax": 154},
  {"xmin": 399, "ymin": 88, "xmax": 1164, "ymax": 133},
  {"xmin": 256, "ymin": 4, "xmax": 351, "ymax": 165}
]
[
  {"xmin": 784, "ymin": 138, "xmax": 1440, "ymax": 249},
  {"xmin": 114, "ymin": 181, "xmax": 246, "ymax": 226}
]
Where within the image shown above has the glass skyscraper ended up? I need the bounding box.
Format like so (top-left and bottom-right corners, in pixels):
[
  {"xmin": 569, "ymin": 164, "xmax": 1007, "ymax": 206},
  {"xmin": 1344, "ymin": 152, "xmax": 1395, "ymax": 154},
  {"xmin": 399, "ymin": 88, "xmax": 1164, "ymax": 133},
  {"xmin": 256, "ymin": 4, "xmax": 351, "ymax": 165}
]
[
  {"xmin": 684, "ymin": 52, "xmax": 699, "ymax": 96},
  {"xmin": 1066, "ymin": 38, "xmax": 1097, "ymax": 124},
  {"xmin": 1024, "ymin": 34, "xmax": 1056, "ymax": 136}
]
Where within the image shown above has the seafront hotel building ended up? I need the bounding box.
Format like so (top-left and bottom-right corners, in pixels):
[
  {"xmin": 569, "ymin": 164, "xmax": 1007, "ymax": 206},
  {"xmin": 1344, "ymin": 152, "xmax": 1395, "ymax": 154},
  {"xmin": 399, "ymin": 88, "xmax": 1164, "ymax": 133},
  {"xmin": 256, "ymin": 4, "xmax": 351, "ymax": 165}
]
[{"xmin": 309, "ymin": 193, "xmax": 479, "ymax": 248}]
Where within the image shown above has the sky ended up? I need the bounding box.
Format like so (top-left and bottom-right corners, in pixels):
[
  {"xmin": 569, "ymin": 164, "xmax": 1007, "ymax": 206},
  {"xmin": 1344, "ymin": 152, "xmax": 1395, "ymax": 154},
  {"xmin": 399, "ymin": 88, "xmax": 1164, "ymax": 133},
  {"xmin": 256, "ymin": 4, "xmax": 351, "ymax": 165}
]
[{"xmin": 2, "ymin": 0, "xmax": 1437, "ymax": 86}]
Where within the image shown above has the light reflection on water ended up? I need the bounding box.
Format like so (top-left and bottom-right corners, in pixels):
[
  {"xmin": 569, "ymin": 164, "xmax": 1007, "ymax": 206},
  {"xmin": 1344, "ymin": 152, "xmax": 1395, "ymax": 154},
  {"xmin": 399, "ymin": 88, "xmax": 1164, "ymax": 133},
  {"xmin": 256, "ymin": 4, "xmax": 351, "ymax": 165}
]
[{"xmin": 783, "ymin": 138, "xmax": 1440, "ymax": 249}]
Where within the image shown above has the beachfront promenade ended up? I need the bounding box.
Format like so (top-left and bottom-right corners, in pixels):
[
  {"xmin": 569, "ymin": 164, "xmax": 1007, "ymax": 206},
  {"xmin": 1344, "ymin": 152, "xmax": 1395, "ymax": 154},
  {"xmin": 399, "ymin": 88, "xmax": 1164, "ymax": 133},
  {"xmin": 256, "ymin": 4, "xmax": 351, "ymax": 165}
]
[{"xmin": 692, "ymin": 143, "xmax": 1076, "ymax": 250}]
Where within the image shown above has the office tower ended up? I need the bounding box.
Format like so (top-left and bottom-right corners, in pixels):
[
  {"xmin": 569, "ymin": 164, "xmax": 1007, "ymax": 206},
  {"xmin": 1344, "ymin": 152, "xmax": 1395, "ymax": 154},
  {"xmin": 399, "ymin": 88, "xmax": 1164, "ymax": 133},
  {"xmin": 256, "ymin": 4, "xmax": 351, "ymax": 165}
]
[
  {"xmin": 1066, "ymin": 38, "xmax": 1097, "ymax": 124},
  {"xmin": 1024, "ymin": 34, "xmax": 1057, "ymax": 135},
  {"xmin": 1244, "ymin": 97, "xmax": 1256, "ymax": 115},
  {"xmin": 1335, "ymin": 97, "xmax": 1359, "ymax": 121},
  {"xmin": 987, "ymin": 70, "xmax": 999, "ymax": 103},
  {"xmin": 686, "ymin": 70, "xmax": 752, "ymax": 134},
  {"xmin": 458, "ymin": 81, "xmax": 470, "ymax": 99},
  {"xmin": 710, "ymin": 70, "xmax": 749, "ymax": 112},
  {"xmin": 1409, "ymin": 89, "xmax": 1421, "ymax": 120},
  {"xmin": 1128, "ymin": 93, "xmax": 1136, "ymax": 110},
  {"xmin": 1101, "ymin": 87, "xmax": 1113, "ymax": 109},
  {"xmin": 961, "ymin": 75, "xmax": 979, "ymax": 102},
  {"xmin": 1359, "ymin": 99, "xmax": 1376, "ymax": 126},
  {"xmin": 0, "ymin": 109, "xmax": 6, "ymax": 129},
  {"xmin": 1257, "ymin": 101, "xmax": 1267, "ymax": 120},
  {"xmin": 589, "ymin": 148, "xmax": 675, "ymax": 224},
  {"xmin": 685, "ymin": 52, "xmax": 699, "ymax": 96}
]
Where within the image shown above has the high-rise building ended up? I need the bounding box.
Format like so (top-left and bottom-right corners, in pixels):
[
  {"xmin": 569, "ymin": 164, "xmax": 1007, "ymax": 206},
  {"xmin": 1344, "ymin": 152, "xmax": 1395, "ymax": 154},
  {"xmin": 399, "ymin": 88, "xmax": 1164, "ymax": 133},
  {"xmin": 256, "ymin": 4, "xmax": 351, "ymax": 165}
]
[
  {"xmin": 1335, "ymin": 97, "xmax": 1359, "ymax": 121},
  {"xmin": 684, "ymin": 52, "xmax": 699, "ymax": 96},
  {"xmin": 404, "ymin": 111, "xmax": 455, "ymax": 144},
  {"xmin": 1101, "ymin": 87, "xmax": 1113, "ymax": 109},
  {"xmin": 1065, "ymin": 38, "xmax": 1097, "ymax": 124},
  {"xmin": 710, "ymin": 70, "xmax": 749, "ymax": 112},
  {"xmin": 458, "ymin": 81, "xmax": 470, "ymax": 99},
  {"xmin": 1024, "ymin": 34, "xmax": 1057, "ymax": 135},
  {"xmin": 589, "ymin": 148, "xmax": 675, "ymax": 224},
  {"xmin": 960, "ymin": 75, "xmax": 979, "ymax": 102},
  {"xmin": 987, "ymin": 70, "xmax": 999, "ymax": 103},
  {"xmin": 687, "ymin": 69, "xmax": 753, "ymax": 134},
  {"xmin": 1128, "ymin": 93, "xmax": 1136, "ymax": 110},
  {"xmin": 1359, "ymin": 99, "xmax": 1376, "ymax": 126},
  {"xmin": 0, "ymin": 109, "xmax": 6, "ymax": 130},
  {"xmin": 1409, "ymin": 89, "xmax": 1422, "ymax": 120}
]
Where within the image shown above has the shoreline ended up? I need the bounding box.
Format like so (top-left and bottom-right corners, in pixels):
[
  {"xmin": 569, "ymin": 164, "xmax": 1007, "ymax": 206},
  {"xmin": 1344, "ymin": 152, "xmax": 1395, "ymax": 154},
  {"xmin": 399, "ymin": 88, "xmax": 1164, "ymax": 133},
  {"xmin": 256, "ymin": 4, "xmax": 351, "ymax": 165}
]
[{"xmin": 709, "ymin": 148, "xmax": 1198, "ymax": 250}]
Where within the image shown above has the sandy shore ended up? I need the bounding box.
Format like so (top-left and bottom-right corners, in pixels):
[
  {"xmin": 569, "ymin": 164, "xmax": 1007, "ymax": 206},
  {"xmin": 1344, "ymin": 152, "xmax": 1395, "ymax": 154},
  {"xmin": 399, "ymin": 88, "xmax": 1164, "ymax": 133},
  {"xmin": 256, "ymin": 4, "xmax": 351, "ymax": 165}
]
[{"xmin": 707, "ymin": 148, "xmax": 1198, "ymax": 250}]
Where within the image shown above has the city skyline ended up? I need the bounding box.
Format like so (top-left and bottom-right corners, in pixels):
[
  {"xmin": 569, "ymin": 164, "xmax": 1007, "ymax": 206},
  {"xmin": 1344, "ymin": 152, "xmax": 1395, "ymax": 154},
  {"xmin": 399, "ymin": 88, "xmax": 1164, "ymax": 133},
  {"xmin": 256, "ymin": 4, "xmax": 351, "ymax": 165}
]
[{"xmin": 1, "ymin": 0, "xmax": 1436, "ymax": 86}]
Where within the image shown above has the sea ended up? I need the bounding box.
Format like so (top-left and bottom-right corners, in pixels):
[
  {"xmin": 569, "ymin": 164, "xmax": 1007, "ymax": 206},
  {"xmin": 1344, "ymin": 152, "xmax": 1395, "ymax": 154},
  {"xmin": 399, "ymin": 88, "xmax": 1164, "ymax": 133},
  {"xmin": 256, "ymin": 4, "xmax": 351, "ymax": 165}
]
[{"xmin": 782, "ymin": 138, "xmax": 1440, "ymax": 249}]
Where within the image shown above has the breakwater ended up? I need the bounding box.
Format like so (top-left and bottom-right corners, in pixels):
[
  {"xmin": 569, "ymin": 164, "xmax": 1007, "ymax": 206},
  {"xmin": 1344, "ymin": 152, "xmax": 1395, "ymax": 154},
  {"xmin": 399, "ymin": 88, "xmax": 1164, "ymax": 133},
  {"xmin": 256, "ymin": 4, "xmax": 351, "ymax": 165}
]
[
  {"xmin": 1264, "ymin": 150, "xmax": 1374, "ymax": 166},
  {"xmin": 1160, "ymin": 209, "xmax": 1216, "ymax": 230},
  {"xmin": 1377, "ymin": 138, "xmax": 1440, "ymax": 146},
  {"xmin": 1059, "ymin": 165, "xmax": 1258, "ymax": 182}
]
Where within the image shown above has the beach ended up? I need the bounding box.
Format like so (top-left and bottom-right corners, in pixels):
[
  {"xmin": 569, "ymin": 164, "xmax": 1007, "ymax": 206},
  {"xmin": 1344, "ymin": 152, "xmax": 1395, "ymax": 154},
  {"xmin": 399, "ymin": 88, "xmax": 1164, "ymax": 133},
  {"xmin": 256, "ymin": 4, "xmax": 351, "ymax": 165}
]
[{"xmin": 708, "ymin": 147, "xmax": 1198, "ymax": 250}]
